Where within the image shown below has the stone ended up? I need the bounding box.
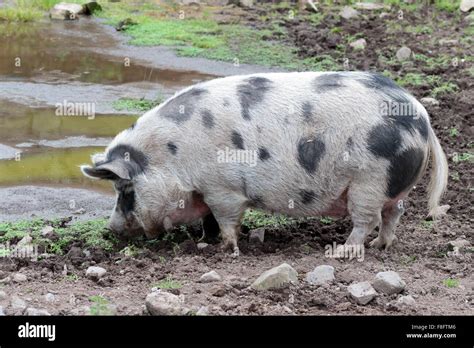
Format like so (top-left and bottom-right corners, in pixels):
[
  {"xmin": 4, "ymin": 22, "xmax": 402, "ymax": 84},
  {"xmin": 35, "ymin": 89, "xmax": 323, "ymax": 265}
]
[
  {"xmin": 372, "ymin": 271, "xmax": 406, "ymax": 295},
  {"xmin": 26, "ymin": 308, "xmax": 51, "ymax": 316},
  {"xmin": 44, "ymin": 293, "xmax": 56, "ymax": 302},
  {"xmin": 145, "ymin": 291, "xmax": 189, "ymax": 315},
  {"xmin": 53, "ymin": 2, "xmax": 83, "ymax": 15},
  {"xmin": 448, "ymin": 239, "xmax": 471, "ymax": 250},
  {"xmin": 82, "ymin": 1, "xmax": 102, "ymax": 15},
  {"xmin": 12, "ymin": 273, "xmax": 27, "ymax": 283},
  {"xmin": 196, "ymin": 306, "xmax": 209, "ymax": 315},
  {"xmin": 86, "ymin": 266, "xmax": 107, "ymax": 280},
  {"xmin": 200, "ymin": 270, "xmax": 222, "ymax": 283},
  {"xmin": 197, "ymin": 242, "xmax": 209, "ymax": 250},
  {"xmin": 11, "ymin": 296, "xmax": 27, "ymax": 311},
  {"xmin": 251, "ymin": 263, "xmax": 298, "ymax": 291},
  {"xmin": 50, "ymin": 7, "xmax": 74, "ymax": 20},
  {"xmin": 347, "ymin": 281, "xmax": 377, "ymax": 305},
  {"xmin": 354, "ymin": 2, "xmax": 387, "ymax": 10},
  {"xmin": 340, "ymin": 6, "xmax": 359, "ymax": 19},
  {"xmin": 396, "ymin": 46, "xmax": 412, "ymax": 61},
  {"xmin": 239, "ymin": 0, "xmax": 253, "ymax": 7},
  {"xmin": 396, "ymin": 295, "xmax": 416, "ymax": 307},
  {"xmin": 349, "ymin": 38, "xmax": 367, "ymax": 50},
  {"xmin": 41, "ymin": 226, "xmax": 55, "ymax": 238},
  {"xmin": 306, "ymin": 265, "xmax": 335, "ymax": 286},
  {"xmin": 460, "ymin": 0, "xmax": 474, "ymax": 12},
  {"xmin": 0, "ymin": 290, "xmax": 6, "ymax": 300},
  {"xmin": 249, "ymin": 228, "xmax": 265, "ymax": 243},
  {"xmin": 420, "ymin": 97, "xmax": 440, "ymax": 107}
]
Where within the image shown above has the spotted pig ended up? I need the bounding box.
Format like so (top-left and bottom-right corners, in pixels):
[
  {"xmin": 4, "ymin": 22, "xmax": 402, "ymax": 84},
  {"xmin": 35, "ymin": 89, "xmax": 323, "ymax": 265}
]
[{"xmin": 81, "ymin": 72, "xmax": 448, "ymax": 257}]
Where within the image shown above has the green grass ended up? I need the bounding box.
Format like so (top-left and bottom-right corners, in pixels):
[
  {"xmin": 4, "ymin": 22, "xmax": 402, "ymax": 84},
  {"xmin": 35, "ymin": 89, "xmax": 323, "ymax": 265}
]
[
  {"xmin": 452, "ymin": 152, "xmax": 474, "ymax": 163},
  {"xmin": 421, "ymin": 220, "xmax": 434, "ymax": 229},
  {"xmin": 442, "ymin": 278, "xmax": 459, "ymax": 288},
  {"xmin": 89, "ymin": 295, "xmax": 115, "ymax": 315},
  {"xmin": 0, "ymin": 218, "xmax": 116, "ymax": 255},
  {"xmin": 242, "ymin": 210, "xmax": 297, "ymax": 229},
  {"xmin": 449, "ymin": 127, "xmax": 459, "ymax": 138},
  {"xmin": 0, "ymin": 0, "xmax": 86, "ymax": 21},
  {"xmin": 320, "ymin": 216, "xmax": 334, "ymax": 225},
  {"xmin": 112, "ymin": 97, "xmax": 161, "ymax": 113},
  {"xmin": 153, "ymin": 276, "xmax": 182, "ymax": 290}
]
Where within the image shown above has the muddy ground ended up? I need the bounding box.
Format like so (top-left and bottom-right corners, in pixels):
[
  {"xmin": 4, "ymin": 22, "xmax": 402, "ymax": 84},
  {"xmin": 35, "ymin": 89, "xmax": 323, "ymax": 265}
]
[{"xmin": 0, "ymin": 3, "xmax": 473, "ymax": 316}]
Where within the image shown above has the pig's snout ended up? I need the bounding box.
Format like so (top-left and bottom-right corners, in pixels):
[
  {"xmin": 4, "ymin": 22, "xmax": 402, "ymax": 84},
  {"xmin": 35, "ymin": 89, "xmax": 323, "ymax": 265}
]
[{"xmin": 107, "ymin": 218, "xmax": 144, "ymax": 240}]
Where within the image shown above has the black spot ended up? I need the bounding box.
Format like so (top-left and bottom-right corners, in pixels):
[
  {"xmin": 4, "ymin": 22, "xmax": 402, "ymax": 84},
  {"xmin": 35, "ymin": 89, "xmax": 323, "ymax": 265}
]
[
  {"xmin": 105, "ymin": 144, "xmax": 149, "ymax": 177},
  {"xmin": 201, "ymin": 109, "xmax": 215, "ymax": 129},
  {"xmin": 250, "ymin": 195, "xmax": 264, "ymax": 208},
  {"xmin": 116, "ymin": 185, "xmax": 135, "ymax": 214},
  {"xmin": 237, "ymin": 76, "xmax": 273, "ymax": 120},
  {"xmin": 258, "ymin": 147, "xmax": 270, "ymax": 161},
  {"xmin": 231, "ymin": 131, "xmax": 245, "ymax": 150},
  {"xmin": 302, "ymin": 102, "xmax": 313, "ymax": 122},
  {"xmin": 367, "ymin": 123, "xmax": 403, "ymax": 158},
  {"xmin": 297, "ymin": 137, "xmax": 326, "ymax": 174},
  {"xmin": 167, "ymin": 142, "xmax": 178, "ymax": 155},
  {"xmin": 300, "ymin": 190, "xmax": 316, "ymax": 205},
  {"xmin": 160, "ymin": 88, "xmax": 208, "ymax": 125},
  {"xmin": 313, "ymin": 73, "xmax": 346, "ymax": 92},
  {"xmin": 223, "ymin": 99, "xmax": 230, "ymax": 107},
  {"xmin": 386, "ymin": 148, "xmax": 425, "ymax": 198},
  {"xmin": 256, "ymin": 126, "xmax": 263, "ymax": 133},
  {"xmin": 346, "ymin": 137, "xmax": 354, "ymax": 148}
]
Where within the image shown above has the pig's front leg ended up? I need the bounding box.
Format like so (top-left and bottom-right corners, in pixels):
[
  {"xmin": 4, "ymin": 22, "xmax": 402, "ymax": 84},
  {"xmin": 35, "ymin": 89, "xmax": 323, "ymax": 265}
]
[{"xmin": 203, "ymin": 191, "xmax": 248, "ymax": 257}]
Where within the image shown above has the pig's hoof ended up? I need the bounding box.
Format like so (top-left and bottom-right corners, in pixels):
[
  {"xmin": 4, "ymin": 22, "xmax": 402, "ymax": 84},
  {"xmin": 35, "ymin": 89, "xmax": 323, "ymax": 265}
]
[
  {"xmin": 369, "ymin": 236, "xmax": 385, "ymax": 250},
  {"xmin": 231, "ymin": 247, "xmax": 240, "ymax": 258},
  {"xmin": 369, "ymin": 235, "xmax": 398, "ymax": 251}
]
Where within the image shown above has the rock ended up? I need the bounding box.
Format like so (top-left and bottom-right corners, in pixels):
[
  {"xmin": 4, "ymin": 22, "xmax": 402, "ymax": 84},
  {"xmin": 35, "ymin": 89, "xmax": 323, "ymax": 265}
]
[
  {"xmin": 340, "ymin": 6, "xmax": 359, "ymax": 19},
  {"xmin": 196, "ymin": 306, "xmax": 209, "ymax": 316},
  {"xmin": 145, "ymin": 291, "xmax": 189, "ymax": 315},
  {"xmin": 197, "ymin": 242, "xmax": 209, "ymax": 250},
  {"xmin": 41, "ymin": 226, "xmax": 55, "ymax": 238},
  {"xmin": 347, "ymin": 281, "xmax": 377, "ymax": 305},
  {"xmin": 249, "ymin": 228, "xmax": 265, "ymax": 244},
  {"xmin": 420, "ymin": 97, "xmax": 440, "ymax": 107},
  {"xmin": 251, "ymin": 263, "xmax": 298, "ymax": 291},
  {"xmin": 211, "ymin": 284, "xmax": 227, "ymax": 297},
  {"xmin": 354, "ymin": 2, "xmax": 387, "ymax": 10},
  {"xmin": 82, "ymin": 1, "xmax": 102, "ymax": 15},
  {"xmin": 12, "ymin": 273, "xmax": 28, "ymax": 283},
  {"xmin": 0, "ymin": 290, "xmax": 6, "ymax": 300},
  {"xmin": 44, "ymin": 293, "xmax": 56, "ymax": 302},
  {"xmin": 50, "ymin": 7, "xmax": 74, "ymax": 20},
  {"xmin": 53, "ymin": 2, "xmax": 83, "ymax": 15},
  {"xmin": 372, "ymin": 271, "xmax": 406, "ymax": 295},
  {"xmin": 396, "ymin": 46, "xmax": 412, "ymax": 61},
  {"xmin": 86, "ymin": 266, "xmax": 107, "ymax": 280},
  {"xmin": 0, "ymin": 306, "xmax": 4, "ymax": 316},
  {"xmin": 448, "ymin": 239, "xmax": 471, "ymax": 250},
  {"xmin": 349, "ymin": 38, "xmax": 367, "ymax": 50},
  {"xmin": 397, "ymin": 295, "xmax": 416, "ymax": 307},
  {"xmin": 238, "ymin": 0, "xmax": 253, "ymax": 7},
  {"xmin": 11, "ymin": 296, "xmax": 27, "ymax": 311},
  {"xmin": 26, "ymin": 308, "xmax": 51, "ymax": 316},
  {"xmin": 306, "ymin": 265, "xmax": 335, "ymax": 286},
  {"xmin": 439, "ymin": 38, "xmax": 459, "ymax": 46},
  {"xmin": 200, "ymin": 270, "xmax": 222, "ymax": 283},
  {"xmin": 460, "ymin": 0, "xmax": 474, "ymax": 12}
]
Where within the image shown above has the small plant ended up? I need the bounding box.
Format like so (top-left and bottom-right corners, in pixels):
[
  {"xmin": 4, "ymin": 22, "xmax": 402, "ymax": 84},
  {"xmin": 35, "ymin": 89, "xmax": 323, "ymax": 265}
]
[
  {"xmin": 112, "ymin": 97, "xmax": 161, "ymax": 113},
  {"xmin": 449, "ymin": 127, "xmax": 458, "ymax": 137},
  {"xmin": 119, "ymin": 245, "xmax": 141, "ymax": 257},
  {"xmin": 153, "ymin": 276, "xmax": 182, "ymax": 290},
  {"xmin": 452, "ymin": 152, "xmax": 474, "ymax": 163},
  {"xmin": 65, "ymin": 274, "xmax": 79, "ymax": 282},
  {"xmin": 242, "ymin": 210, "xmax": 296, "ymax": 229},
  {"xmin": 89, "ymin": 295, "xmax": 114, "ymax": 315},
  {"xmin": 421, "ymin": 220, "xmax": 434, "ymax": 229},
  {"xmin": 320, "ymin": 216, "xmax": 334, "ymax": 225},
  {"xmin": 442, "ymin": 278, "xmax": 459, "ymax": 288},
  {"xmin": 450, "ymin": 171, "xmax": 460, "ymax": 181}
]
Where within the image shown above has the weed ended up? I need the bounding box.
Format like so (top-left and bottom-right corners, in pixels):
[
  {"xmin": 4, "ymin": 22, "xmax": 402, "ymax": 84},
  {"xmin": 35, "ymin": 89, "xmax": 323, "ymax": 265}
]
[
  {"xmin": 112, "ymin": 97, "xmax": 161, "ymax": 113},
  {"xmin": 442, "ymin": 278, "xmax": 459, "ymax": 288},
  {"xmin": 89, "ymin": 295, "xmax": 114, "ymax": 315},
  {"xmin": 242, "ymin": 210, "xmax": 296, "ymax": 229},
  {"xmin": 153, "ymin": 276, "xmax": 182, "ymax": 290},
  {"xmin": 449, "ymin": 127, "xmax": 458, "ymax": 137},
  {"xmin": 320, "ymin": 216, "xmax": 334, "ymax": 225}
]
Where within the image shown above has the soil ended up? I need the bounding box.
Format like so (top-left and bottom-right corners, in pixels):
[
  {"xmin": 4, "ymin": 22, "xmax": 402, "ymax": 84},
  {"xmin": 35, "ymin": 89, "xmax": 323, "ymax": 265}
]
[{"xmin": 0, "ymin": 4, "xmax": 472, "ymax": 316}]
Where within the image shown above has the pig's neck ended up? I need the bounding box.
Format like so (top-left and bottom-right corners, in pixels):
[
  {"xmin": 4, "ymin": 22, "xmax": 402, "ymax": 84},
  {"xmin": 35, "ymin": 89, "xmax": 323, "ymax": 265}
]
[{"xmin": 169, "ymin": 191, "xmax": 210, "ymax": 225}]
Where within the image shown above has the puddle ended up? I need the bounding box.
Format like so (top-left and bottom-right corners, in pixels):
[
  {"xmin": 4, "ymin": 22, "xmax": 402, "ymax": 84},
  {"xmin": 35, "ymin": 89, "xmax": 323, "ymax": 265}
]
[{"xmin": 0, "ymin": 21, "xmax": 214, "ymax": 86}]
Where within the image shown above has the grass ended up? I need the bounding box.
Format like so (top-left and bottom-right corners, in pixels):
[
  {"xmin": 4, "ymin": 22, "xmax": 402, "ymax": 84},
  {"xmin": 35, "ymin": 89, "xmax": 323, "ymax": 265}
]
[
  {"xmin": 452, "ymin": 152, "xmax": 474, "ymax": 163},
  {"xmin": 442, "ymin": 278, "xmax": 459, "ymax": 288},
  {"xmin": 112, "ymin": 97, "xmax": 161, "ymax": 113},
  {"xmin": 421, "ymin": 220, "xmax": 434, "ymax": 229},
  {"xmin": 0, "ymin": 0, "xmax": 85, "ymax": 21},
  {"xmin": 0, "ymin": 218, "xmax": 116, "ymax": 255},
  {"xmin": 89, "ymin": 295, "xmax": 115, "ymax": 315},
  {"xmin": 242, "ymin": 210, "xmax": 297, "ymax": 229},
  {"xmin": 449, "ymin": 127, "xmax": 459, "ymax": 138},
  {"xmin": 153, "ymin": 275, "xmax": 182, "ymax": 290}
]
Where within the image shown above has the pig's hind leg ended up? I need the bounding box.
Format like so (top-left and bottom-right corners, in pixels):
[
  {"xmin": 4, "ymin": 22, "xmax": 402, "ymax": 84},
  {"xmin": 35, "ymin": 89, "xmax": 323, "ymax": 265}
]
[{"xmin": 369, "ymin": 200, "xmax": 404, "ymax": 250}]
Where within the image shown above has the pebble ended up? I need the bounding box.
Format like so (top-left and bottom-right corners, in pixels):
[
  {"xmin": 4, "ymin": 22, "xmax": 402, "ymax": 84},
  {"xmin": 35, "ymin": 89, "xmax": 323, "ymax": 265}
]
[
  {"xmin": 44, "ymin": 293, "xmax": 56, "ymax": 302},
  {"xmin": 396, "ymin": 46, "xmax": 412, "ymax": 61},
  {"xmin": 349, "ymin": 38, "xmax": 367, "ymax": 50},
  {"xmin": 197, "ymin": 242, "xmax": 209, "ymax": 250},
  {"xmin": 86, "ymin": 266, "xmax": 107, "ymax": 280},
  {"xmin": 420, "ymin": 97, "xmax": 440, "ymax": 107},
  {"xmin": 200, "ymin": 270, "xmax": 222, "ymax": 283},
  {"xmin": 12, "ymin": 273, "xmax": 28, "ymax": 283},
  {"xmin": 347, "ymin": 281, "xmax": 377, "ymax": 305},
  {"xmin": 340, "ymin": 6, "xmax": 359, "ymax": 19},
  {"xmin": 372, "ymin": 271, "xmax": 406, "ymax": 295},
  {"xmin": 251, "ymin": 263, "xmax": 298, "ymax": 291},
  {"xmin": 306, "ymin": 265, "xmax": 335, "ymax": 286},
  {"xmin": 460, "ymin": 0, "xmax": 474, "ymax": 12},
  {"xmin": 145, "ymin": 291, "xmax": 189, "ymax": 315}
]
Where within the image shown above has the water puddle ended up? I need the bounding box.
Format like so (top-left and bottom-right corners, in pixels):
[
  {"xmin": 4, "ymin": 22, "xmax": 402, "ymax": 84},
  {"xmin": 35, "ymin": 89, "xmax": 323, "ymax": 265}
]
[{"xmin": 0, "ymin": 21, "xmax": 214, "ymax": 86}]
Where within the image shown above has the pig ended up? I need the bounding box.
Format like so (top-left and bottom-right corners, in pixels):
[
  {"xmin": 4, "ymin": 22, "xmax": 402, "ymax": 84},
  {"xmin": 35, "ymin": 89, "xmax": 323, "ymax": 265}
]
[{"xmin": 81, "ymin": 71, "xmax": 448, "ymax": 257}]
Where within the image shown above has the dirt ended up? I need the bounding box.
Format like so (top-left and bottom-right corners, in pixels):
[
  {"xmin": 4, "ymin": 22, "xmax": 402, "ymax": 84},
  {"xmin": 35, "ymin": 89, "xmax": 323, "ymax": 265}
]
[{"xmin": 0, "ymin": 4, "xmax": 472, "ymax": 316}]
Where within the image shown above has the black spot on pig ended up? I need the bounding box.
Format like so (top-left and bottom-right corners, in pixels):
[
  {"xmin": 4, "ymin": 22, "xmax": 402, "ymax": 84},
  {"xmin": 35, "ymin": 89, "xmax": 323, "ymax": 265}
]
[
  {"xmin": 256, "ymin": 126, "xmax": 263, "ymax": 133},
  {"xmin": 106, "ymin": 144, "xmax": 149, "ymax": 177},
  {"xmin": 160, "ymin": 88, "xmax": 208, "ymax": 125},
  {"xmin": 167, "ymin": 142, "xmax": 178, "ymax": 155},
  {"xmin": 386, "ymin": 147, "xmax": 425, "ymax": 198},
  {"xmin": 302, "ymin": 102, "xmax": 313, "ymax": 122},
  {"xmin": 237, "ymin": 76, "xmax": 273, "ymax": 120},
  {"xmin": 250, "ymin": 195, "xmax": 264, "ymax": 207},
  {"xmin": 116, "ymin": 184, "xmax": 135, "ymax": 214},
  {"xmin": 314, "ymin": 73, "xmax": 346, "ymax": 92},
  {"xmin": 258, "ymin": 147, "xmax": 270, "ymax": 161},
  {"xmin": 388, "ymin": 113, "xmax": 429, "ymax": 140},
  {"xmin": 231, "ymin": 131, "xmax": 245, "ymax": 150},
  {"xmin": 300, "ymin": 190, "xmax": 316, "ymax": 205},
  {"xmin": 346, "ymin": 137, "xmax": 354, "ymax": 148},
  {"xmin": 367, "ymin": 123, "xmax": 402, "ymax": 158},
  {"xmin": 297, "ymin": 137, "xmax": 326, "ymax": 174},
  {"xmin": 201, "ymin": 109, "xmax": 215, "ymax": 129}
]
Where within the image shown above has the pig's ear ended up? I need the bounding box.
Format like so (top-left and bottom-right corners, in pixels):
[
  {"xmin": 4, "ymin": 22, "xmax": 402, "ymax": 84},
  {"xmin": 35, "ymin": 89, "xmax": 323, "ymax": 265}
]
[{"xmin": 80, "ymin": 160, "xmax": 131, "ymax": 181}]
